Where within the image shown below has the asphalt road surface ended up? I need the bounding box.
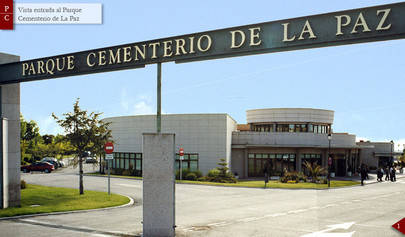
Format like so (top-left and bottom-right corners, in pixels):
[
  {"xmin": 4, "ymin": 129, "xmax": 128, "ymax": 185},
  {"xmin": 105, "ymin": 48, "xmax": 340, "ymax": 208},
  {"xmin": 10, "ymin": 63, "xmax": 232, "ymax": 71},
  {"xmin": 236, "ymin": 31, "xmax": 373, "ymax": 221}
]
[{"xmin": 1, "ymin": 164, "xmax": 404, "ymax": 237}]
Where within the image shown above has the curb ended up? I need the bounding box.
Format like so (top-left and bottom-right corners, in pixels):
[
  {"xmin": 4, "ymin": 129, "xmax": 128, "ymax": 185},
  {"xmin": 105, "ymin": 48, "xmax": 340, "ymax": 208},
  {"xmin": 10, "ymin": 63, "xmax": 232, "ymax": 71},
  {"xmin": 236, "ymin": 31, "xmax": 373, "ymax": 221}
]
[
  {"xmin": 84, "ymin": 173, "xmax": 404, "ymax": 190},
  {"xmin": 0, "ymin": 193, "xmax": 135, "ymax": 221}
]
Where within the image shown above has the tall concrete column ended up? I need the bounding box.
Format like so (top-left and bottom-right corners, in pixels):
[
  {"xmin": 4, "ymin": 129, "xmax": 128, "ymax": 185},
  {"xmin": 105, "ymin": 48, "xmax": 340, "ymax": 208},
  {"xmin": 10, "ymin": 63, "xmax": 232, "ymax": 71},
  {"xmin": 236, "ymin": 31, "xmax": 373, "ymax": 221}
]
[
  {"xmin": 0, "ymin": 53, "xmax": 21, "ymax": 208},
  {"xmin": 296, "ymin": 149, "xmax": 302, "ymax": 172},
  {"xmin": 244, "ymin": 148, "xmax": 248, "ymax": 178},
  {"xmin": 143, "ymin": 133, "xmax": 175, "ymax": 237}
]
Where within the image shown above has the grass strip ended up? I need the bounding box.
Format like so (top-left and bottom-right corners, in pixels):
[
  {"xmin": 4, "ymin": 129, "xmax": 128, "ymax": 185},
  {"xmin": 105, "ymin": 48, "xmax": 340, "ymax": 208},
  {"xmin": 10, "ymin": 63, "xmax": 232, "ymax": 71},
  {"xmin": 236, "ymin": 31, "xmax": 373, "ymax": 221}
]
[
  {"xmin": 86, "ymin": 172, "xmax": 359, "ymax": 189},
  {"xmin": 0, "ymin": 184, "xmax": 129, "ymax": 218},
  {"xmin": 176, "ymin": 180, "xmax": 359, "ymax": 189}
]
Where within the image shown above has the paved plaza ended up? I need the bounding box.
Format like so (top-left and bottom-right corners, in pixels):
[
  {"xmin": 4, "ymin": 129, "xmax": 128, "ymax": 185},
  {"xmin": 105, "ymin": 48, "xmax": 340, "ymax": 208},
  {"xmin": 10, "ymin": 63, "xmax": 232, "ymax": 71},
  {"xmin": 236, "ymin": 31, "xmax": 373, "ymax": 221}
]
[{"xmin": 0, "ymin": 165, "xmax": 404, "ymax": 237}]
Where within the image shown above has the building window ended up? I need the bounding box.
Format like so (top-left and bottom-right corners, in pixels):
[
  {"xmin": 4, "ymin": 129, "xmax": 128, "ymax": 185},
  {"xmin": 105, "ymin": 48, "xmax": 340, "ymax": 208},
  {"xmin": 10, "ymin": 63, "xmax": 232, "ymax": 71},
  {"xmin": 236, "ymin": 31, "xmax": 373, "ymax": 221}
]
[
  {"xmin": 111, "ymin": 152, "xmax": 142, "ymax": 175},
  {"xmin": 176, "ymin": 153, "xmax": 199, "ymax": 171},
  {"xmin": 308, "ymin": 124, "xmax": 313, "ymax": 132},
  {"xmin": 248, "ymin": 153, "xmax": 296, "ymax": 177}
]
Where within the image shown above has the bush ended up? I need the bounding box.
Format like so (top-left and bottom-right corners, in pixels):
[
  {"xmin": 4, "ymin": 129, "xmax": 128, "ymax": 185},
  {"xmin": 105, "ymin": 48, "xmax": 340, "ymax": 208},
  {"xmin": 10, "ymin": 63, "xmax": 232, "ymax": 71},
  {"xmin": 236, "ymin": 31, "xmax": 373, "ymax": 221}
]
[
  {"xmin": 133, "ymin": 170, "xmax": 142, "ymax": 177},
  {"xmin": 21, "ymin": 180, "xmax": 26, "ymax": 189},
  {"xmin": 185, "ymin": 172, "xmax": 197, "ymax": 181},
  {"xmin": 207, "ymin": 168, "xmax": 220, "ymax": 177},
  {"xmin": 113, "ymin": 168, "xmax": 123, "ymax": 175},
  {"xmin": 197, "ymin": 176, "xmax": 207, "ymax": 182},
  {"xmin": 280, "ymin": 171, "xmax": 307, "ymax": 183},
  {"xmin": 122, "ymin": 170, "xmax": 131, "ymax": 176},
  {"xmin": 193, "ymin": 170, "xmax": 203, "ymax": 178},
  {"xmin": 176, "ymin": 168, "xmax": 190, "ymax": 180},
  {"xmin": 205, "ymin": 166, "xmax": 237, "ymax": 183}
]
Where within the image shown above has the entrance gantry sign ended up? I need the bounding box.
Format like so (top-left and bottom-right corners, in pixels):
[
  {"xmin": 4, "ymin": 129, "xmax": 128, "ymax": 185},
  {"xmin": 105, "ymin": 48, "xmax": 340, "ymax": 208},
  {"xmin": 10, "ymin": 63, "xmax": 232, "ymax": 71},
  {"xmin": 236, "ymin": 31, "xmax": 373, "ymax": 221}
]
[
  {"xmin": 1, "ymin": 2, "xmax": 405, "ymax": 236},
  {"xmin": 1, "ymin": 2, "xmax": 405, "ymax": 85}
]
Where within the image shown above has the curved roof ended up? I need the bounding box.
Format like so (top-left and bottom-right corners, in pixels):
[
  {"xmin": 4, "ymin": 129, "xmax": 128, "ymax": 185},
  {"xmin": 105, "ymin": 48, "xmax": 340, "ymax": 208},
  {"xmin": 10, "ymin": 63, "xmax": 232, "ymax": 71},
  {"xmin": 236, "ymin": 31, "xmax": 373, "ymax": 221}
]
[{"xmin": 246, "ymin": 108, "xmax": 334, "ymax": 124}]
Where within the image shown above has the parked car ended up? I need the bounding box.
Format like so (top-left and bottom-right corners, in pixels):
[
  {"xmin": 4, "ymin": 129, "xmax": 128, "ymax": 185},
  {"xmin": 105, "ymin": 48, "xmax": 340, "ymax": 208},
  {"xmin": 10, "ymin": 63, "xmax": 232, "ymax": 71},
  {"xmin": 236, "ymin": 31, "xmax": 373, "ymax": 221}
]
[
  {"xmin": 85, "ymin": 157, "xmax": 97, "ymax": 164},
  {"xmin": 21, "ymin": 162, "xmax": 54, "ymax": 173},
  {"xmin": 57, "ymin": 160, "xmax": 65, "ymax": 167},
  {"xmin": 41, "ymin": 157, "xmax": 59, "ymax": 169}
]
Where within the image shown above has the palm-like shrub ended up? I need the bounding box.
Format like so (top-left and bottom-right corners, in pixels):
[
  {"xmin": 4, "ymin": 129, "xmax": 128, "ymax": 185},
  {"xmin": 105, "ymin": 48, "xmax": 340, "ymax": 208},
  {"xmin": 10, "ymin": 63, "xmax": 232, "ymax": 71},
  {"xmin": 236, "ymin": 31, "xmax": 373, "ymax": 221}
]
[{"xmin": 303, "ymin": 161, "xmax": 326, "ymax": 183}]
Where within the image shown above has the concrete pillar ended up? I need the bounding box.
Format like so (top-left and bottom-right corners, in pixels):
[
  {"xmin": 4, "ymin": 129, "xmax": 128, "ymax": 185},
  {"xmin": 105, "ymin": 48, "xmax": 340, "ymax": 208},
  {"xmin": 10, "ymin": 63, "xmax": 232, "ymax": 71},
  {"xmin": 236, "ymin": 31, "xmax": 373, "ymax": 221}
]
[
  {"xmin": 296, "ymin": 149, "xmax": 302, "ymax": 172},
  {"xmin": 244, "ymin": 148, "xmax": 248, "ymax": 178},
  {"xmin": 0, "ymin": 53, "xmax": 20, "ymax": 208},
  {"xmin": 0, "ymin": 119, "xmax": 8, "ymax": 208},
  {"xmin": 143, "ymin": 133, "xmax": 175, "ymax": 237}
]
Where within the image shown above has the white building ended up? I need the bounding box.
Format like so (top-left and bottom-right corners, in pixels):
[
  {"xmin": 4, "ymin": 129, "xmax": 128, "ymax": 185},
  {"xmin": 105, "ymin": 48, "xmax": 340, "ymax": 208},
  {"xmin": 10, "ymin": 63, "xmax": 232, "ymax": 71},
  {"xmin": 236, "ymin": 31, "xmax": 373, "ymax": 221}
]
[{"xmin": 104, "ymin": 108, "xmax": 398, "ymax": 178}]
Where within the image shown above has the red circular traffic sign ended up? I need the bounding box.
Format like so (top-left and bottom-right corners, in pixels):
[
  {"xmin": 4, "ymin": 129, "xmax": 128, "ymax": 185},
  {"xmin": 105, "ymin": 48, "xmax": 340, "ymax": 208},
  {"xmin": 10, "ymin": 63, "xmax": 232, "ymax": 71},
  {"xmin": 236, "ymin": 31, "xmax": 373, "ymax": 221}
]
[
  {"xmin": 104, "ymin": 142, "xmax": 114, "ymax": 154},
  {"xmin": 179, "ymin": 147, "xmax": 184, "ymax": 156}
]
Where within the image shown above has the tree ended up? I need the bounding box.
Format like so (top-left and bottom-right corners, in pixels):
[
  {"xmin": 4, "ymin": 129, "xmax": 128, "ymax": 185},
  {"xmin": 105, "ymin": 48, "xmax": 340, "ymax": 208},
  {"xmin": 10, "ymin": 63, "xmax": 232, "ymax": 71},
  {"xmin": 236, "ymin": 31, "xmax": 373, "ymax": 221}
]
[
  {"xmin": 52, "ymin": 98, "xmax": 112, "ymax": 194},
  {"xmin": 20, "ymin": 114, "xmax": 41, "ymax": 164}
]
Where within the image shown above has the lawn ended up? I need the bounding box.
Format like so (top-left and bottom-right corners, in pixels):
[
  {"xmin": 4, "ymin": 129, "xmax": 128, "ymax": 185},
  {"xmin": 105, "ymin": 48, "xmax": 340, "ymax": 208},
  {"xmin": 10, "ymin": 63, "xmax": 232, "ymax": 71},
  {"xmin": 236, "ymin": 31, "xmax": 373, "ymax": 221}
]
[
  {"xmin": 86, "ymin": 172, "xmax": 359, "ymax": 189},
  {"xmin": 177, "ymin": 180, "xmax": 359, "ymax": 189},
  {"xmin": 0, "ymin": 184, "xmax": 130, "ymax": 218}
]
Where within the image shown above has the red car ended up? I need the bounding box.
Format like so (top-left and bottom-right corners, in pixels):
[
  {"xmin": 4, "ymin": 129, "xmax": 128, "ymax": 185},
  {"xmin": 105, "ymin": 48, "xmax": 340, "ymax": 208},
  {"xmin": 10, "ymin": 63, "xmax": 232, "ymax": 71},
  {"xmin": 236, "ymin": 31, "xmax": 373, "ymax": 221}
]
[{"xmin": 21, "ymin": 162, "xmax": 55, "ymax": 173}]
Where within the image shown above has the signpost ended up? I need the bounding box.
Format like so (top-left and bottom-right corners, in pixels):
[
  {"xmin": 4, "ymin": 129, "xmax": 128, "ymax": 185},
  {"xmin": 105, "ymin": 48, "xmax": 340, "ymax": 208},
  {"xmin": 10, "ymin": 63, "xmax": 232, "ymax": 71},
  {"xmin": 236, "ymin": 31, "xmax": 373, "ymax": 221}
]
[
  {"xmin": 104, "ymin": 142, "xmax": 114, "ymax": 195},
  {"xmin": 179, "ymin": 147, "xmax": 184, "ymax": 180}
]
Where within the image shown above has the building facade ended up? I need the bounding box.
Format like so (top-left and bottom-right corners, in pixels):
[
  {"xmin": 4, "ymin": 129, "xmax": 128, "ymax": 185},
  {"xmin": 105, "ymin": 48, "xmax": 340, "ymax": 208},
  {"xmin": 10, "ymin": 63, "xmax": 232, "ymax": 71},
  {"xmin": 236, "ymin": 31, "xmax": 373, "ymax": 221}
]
[
  {"xmin": 103, "ymin": 114, "xmax": 236, "ymax": 175},
  {"xmin": 103, "ymin": 108, "xmax": 394, "ymax": 178},
  {"xmin": 231, "ymin": 108, "xmax": 359, "ymax": 178}
]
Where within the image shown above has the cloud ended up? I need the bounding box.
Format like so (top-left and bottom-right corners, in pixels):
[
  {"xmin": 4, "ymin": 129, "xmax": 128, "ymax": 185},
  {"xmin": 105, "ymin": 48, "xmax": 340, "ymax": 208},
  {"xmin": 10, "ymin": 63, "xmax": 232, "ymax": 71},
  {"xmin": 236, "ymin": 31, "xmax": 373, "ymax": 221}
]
[
  {"xmin": 134, "ymin": 101, "xmax": 154, "ymax": 115},
  {"xmin": 356, "ymin": 137, "xmax": 370, "ymax": 142},
  {"xmin": 38, "ymin": 115, "xmax": 64, "ymax": 135},
  {"xmin": 120, "ymin": 88, "xmax": 130, "ymax": 112}
]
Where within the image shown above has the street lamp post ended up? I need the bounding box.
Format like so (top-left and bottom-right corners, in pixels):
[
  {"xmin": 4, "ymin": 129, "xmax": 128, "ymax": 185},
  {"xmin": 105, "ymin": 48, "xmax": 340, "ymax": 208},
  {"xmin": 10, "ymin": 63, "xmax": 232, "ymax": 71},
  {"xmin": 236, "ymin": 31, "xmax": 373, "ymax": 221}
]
[
  {"xmin": 327, "ymin": 133, "xmax": 332, "ymax": 188},
  {"xmin": 390, "ymin": 140, "xmax": 394, "ymax": 167}
]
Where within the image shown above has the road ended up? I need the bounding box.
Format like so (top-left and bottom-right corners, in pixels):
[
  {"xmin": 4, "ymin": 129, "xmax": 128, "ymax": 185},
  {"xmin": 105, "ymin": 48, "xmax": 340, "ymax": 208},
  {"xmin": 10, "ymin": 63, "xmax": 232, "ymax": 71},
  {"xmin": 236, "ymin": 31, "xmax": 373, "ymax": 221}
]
[{"xmin": 0, "ymin": 165, "xmax": 404, "ymax": 237}]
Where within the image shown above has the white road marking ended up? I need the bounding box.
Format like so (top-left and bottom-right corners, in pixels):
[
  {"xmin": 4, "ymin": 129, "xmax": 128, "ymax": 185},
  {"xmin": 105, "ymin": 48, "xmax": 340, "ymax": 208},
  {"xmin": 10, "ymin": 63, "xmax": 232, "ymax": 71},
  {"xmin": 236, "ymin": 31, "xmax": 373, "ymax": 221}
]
[
  {"xmin": 207, "ymin": 221, "xmax": 228, "ymax": 227},
  {"xmin": 117, "ymin": 183, "xmax": 138, "ymax": 187},
  {"xmin": 288, "ymin": 209, "xmax": 307, "ymax": 214},
  {"xmin": 309, "ymin": 206, "xmax": 321, "ymax": 210},
  {"xmin": 238, "ymin": 217, "xmax": 261, "ymax": 222},
  {"xmin": 264, "ymin": 212, "xmax": 287, "ymax": 217},
  {"xmin": 300, "ymin": 222, "xmax": 355, "ymax": 237}
]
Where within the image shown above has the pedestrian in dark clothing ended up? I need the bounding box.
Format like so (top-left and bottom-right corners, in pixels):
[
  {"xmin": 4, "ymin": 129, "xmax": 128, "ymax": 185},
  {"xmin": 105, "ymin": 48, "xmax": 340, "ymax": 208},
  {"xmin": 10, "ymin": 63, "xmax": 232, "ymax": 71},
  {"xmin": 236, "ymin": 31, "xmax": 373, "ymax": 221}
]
[
  {"xmin": 263, "ymin": 161, "xmax": 272, "ymax": 188},
  {"xmin": 377, "ymin": 168, "xmax": 383, "ymax": 182},
  {"xmin": 360, "ymin": 164, "xmax": 367, "ymax": 186},
  {"xmin": 390, "ymin": 166, "xmax": 396, "ymax": 182},
  {"xmin": 385, "ymin": 167, "xmax": 390, "ymax": 181}
]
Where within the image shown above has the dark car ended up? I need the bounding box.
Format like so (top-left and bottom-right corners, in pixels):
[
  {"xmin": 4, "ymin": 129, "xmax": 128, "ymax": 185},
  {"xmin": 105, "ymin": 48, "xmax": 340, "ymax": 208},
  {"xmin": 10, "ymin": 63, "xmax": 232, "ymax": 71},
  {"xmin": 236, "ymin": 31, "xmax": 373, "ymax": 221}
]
[
  {"xmin": 85, "ymin": 157, "xmax": 97, "ymax": 164},
  {"xmin": 21, "ymin": 162, "xmax": 55, "ymax": 173}
]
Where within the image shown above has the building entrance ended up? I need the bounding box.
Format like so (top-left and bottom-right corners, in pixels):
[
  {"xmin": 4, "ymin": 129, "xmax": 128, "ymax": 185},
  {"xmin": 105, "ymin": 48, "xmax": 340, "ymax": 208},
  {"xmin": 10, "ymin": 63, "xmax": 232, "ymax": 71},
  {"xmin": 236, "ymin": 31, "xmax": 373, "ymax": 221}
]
[{"xmin": 336, "ymin": 159, "xmax": 347, "ymax": 177}]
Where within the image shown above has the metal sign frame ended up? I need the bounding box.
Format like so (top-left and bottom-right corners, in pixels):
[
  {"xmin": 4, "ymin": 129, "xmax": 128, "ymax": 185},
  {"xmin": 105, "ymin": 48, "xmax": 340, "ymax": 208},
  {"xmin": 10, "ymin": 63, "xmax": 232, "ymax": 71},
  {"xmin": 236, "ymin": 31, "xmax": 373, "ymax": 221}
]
[{"xmin": 1, "ymin": 2, "xmax": 405, "ymax": 85}]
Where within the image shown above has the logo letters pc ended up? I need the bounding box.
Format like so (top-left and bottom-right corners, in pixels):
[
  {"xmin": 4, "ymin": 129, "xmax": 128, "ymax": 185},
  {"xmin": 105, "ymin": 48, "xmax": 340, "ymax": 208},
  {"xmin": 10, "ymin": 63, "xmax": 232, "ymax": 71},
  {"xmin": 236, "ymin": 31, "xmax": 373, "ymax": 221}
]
[{"xmin": 0, "ymin": 0, "xmax": 13, "ymax": 30}]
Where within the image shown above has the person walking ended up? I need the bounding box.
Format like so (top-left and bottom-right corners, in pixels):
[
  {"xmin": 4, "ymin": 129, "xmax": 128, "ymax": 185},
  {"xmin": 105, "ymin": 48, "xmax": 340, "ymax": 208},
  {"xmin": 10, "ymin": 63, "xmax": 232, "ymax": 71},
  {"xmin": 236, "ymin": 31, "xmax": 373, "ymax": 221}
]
[
  {"xmin": 391, "ymin": 166, "xmax": 396, "ymax": 182},
  {"xmin": 377, "ymin": 167, "xmax": 383, "ymax": 182},
  {"xmin": 360, "ymin": 164, "xmax": 367, "ymax": 186},
  {"xmin": 385, "ymin": 166, "xmax": 390, "ymax": 181}
]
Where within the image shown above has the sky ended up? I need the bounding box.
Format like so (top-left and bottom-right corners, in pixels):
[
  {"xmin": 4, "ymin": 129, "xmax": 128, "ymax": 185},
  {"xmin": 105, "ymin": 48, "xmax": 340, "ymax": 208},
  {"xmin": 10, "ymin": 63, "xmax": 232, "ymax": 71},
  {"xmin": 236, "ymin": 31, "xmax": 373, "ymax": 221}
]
[{"xmin": 1, "ymin": 0, "xmax": 405, "ymax": 151}]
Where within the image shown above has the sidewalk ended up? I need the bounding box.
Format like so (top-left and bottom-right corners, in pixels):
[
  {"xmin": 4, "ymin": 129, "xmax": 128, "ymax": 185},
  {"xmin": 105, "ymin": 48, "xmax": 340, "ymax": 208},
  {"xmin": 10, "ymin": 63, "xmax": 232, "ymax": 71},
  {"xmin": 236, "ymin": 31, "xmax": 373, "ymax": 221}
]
[{"xmin": 333, "ymin": 172, "xmax": 405, "ymax": 184}]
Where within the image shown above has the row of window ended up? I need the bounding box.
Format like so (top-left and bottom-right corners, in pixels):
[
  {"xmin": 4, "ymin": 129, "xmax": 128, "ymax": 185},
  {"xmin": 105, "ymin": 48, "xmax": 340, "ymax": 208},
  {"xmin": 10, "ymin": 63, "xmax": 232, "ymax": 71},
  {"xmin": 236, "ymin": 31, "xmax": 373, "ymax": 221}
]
[
  {"xmin": 248, "ymin": 153, "xmax": 296, "ymax": 177},
  {"xmin": 251, "ymin": 123, "xmax": 331, "ymax": 134},
  {"xmin": 110, "ymin": 152, "xmax": 142, "ymax": 171},
  {"xmin": 108, "ymin": 152, "xmax": 200, "ymax": 172},
  {"xmin": 175, "ymin": 154, "xmax": 199, "ymax": 171},
  {"xmin": 248, "ymin": 153, "xmax": 324, "ymax": 177}
]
